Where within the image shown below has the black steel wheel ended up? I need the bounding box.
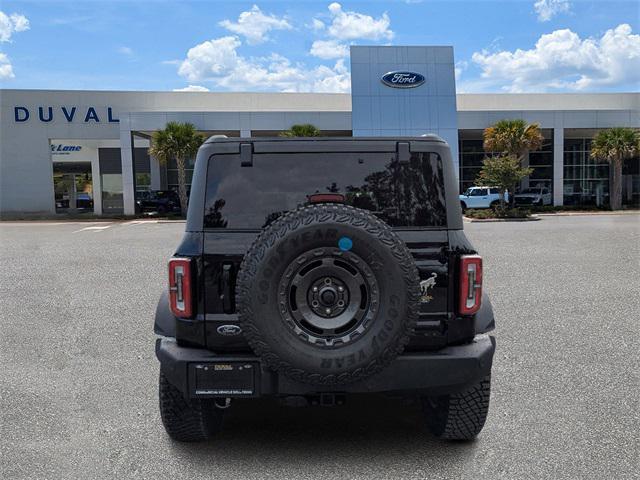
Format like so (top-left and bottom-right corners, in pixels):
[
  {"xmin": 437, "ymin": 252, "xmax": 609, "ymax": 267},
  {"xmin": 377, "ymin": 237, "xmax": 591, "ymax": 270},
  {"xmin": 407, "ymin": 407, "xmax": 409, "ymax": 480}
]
[{"xmin": 279, "ymin": 249, "xmax": 379, "ymax": 348}]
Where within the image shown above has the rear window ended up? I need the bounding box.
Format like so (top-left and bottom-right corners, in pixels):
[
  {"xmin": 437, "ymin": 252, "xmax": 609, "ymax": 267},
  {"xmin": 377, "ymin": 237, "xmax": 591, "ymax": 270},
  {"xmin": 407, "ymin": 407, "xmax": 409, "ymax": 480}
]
[{"xmin": 204, "ymin": 151, "xmax": 447, "ymax": 229}]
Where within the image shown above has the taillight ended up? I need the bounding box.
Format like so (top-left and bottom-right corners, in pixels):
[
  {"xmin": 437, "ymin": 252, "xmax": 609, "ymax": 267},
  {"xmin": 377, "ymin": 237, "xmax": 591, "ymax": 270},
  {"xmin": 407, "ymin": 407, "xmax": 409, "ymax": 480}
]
[
  {"xmin": 459, "ymin": 255, "xmax": 482, "ymax": 315},
  {"xmin": 169, "ymin": 257, "xmax": 193, "ymax": 318}
]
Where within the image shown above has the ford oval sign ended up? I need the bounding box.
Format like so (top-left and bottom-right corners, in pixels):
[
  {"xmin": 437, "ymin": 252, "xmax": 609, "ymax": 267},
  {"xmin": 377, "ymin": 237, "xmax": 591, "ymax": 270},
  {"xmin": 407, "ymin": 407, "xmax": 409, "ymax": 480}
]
[
  {"xmin": 217, "ymin": 325, "xmax": 242, "ymax": 336},
  {"xmin": 381, "ymin": 71, "xmax": 425, "ymax": 89}
]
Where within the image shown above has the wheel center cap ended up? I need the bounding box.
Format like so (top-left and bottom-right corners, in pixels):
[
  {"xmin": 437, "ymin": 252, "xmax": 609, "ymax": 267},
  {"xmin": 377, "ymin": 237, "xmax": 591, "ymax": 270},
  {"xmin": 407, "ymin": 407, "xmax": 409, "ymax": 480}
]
[{"xmin": 320, "ymin": 288, "xmax": 337, "ymax": 305}]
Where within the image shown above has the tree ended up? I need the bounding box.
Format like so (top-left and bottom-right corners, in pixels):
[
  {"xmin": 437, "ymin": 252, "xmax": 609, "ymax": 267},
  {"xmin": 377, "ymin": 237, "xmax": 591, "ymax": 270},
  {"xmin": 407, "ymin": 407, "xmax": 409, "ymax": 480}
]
[
  {"xmin": 148, "ymin": 122, "xmax": 204, "ymax": 215},
  {"xmin": 483, "ymin": 119, "xmax": 544, "ymax": 161},
  {"xmin": 279, "ymin": 124, "xmax": 321, "ymax": 137},
  {"xmin": 483, "ymin": 119, "xmax": 544, "ymax": 206},
  {"xmin": 590, "ymin": 128, "xmax": 640, "ymax": 210},
  {"xmin": 476, "ymin": 156, "xmax": 533, "ymax": 208}
]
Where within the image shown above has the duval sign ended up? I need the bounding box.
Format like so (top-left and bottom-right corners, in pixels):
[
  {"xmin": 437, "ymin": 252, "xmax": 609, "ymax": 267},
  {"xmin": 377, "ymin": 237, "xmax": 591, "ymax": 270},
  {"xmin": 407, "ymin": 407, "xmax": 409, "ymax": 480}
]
[
  {"xmin": 14, "ymin": 106, "xmax": 119, "ymax": 123},
  {"xmin": 381, "ymin": 71, "xmax": 425, "ymax": 88}
]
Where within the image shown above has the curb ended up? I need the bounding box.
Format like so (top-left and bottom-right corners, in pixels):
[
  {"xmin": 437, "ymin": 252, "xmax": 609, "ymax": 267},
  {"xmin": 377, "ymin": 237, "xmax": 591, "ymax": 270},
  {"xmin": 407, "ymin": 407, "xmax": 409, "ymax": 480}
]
[
  {"xmin": 535, "ymin": 211, "xmax": 640, "ymax": 217},
  {"xmin": 464, "ymin": 216, "xmax": 540, "ymax": 223},
  {"xmin": 1, "ymin": 216, "xmax": 186, "ymax": 223}
]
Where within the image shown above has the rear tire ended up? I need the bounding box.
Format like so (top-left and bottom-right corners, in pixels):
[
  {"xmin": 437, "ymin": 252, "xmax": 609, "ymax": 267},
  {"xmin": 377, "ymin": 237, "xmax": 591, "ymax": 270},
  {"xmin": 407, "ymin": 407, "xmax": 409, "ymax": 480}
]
[
  {"xmin": 422, "ymin": 375, "xmax": 491, "ymax": 440},
  {"xmin": 460, "ymin": 202, "xmax": 467, "ymax": 212},
  {"xmin": 159, "ymin": 371, "xmax": 224, "ymax": 442},
  {"xmin": 490, "ymin": 201, "xmax": 500, "ymax": 210}
]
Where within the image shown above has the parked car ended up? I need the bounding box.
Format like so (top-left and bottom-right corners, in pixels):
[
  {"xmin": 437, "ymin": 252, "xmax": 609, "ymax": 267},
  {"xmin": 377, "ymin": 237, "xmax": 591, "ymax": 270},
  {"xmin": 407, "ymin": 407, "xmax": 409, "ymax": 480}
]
[
  {"xmin": 55, "ymin": 192, "xmax": 93, "ymax": 210},
  {"xmin": 136, "ymin": 190, "xmax": 181, "ymax": 214},
  {"xmin": 154, "ymin": 135, "xmax": 496, "ymax": 442},
  {"xmin": 75, "ymin": 192, "xmax": 94, "ymax": 210},
  {"xmin": 514, "ymin": 187, "xmax": 552, "ymax": 206},
  {"xmin": 459, "ymin": 186, "xmax": 507, "ymax": 210}
]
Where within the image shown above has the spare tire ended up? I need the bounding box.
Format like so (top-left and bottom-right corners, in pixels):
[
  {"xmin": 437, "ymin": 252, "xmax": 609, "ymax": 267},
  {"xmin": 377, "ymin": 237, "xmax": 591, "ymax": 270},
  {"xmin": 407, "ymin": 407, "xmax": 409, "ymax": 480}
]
[{"xmin": 236, "ymin": 204, "xmax": 420, "ymax": 385}]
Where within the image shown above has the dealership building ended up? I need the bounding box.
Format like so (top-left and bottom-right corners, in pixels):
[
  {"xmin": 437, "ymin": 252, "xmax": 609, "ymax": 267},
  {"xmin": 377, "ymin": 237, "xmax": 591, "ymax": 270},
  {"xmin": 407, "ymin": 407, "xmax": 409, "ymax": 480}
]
[{"xmin": 1, "ymin": 46, "xmax": 638, "ymax": 216}]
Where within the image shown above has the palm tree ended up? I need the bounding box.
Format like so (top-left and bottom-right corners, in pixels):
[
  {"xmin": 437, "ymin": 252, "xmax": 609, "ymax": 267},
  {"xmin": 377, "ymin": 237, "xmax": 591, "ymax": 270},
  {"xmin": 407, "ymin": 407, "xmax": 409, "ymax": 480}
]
[
  {"xmin": 148, "ymin": 122, "xmax": 204, "ymax": 215},
  {"xmin": 279, "ymin": 124, "xmax": 321, "ymax": 137},
  {"xmin": 483, "ymin": 119, "xmax": 544, "ymax": 206},
  {"xmin": 590, "ymin": 127, "xmax": 640, "ymax": 210},
  {"xmin": 483, "ymin": 119, "xmax": 544, "ymax": 161}
]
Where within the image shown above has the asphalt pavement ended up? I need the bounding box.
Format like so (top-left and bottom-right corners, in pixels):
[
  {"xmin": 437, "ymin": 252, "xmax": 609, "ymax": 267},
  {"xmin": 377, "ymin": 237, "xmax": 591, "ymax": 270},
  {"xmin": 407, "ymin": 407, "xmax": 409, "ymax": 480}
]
[{"xmin": 1, "ymin": 215, "xmax": 638, "ymax": 479}]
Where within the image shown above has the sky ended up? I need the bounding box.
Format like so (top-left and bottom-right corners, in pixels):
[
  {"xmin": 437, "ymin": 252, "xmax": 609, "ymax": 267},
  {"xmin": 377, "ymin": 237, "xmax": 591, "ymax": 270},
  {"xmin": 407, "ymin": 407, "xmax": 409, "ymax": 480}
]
[{"xmin": 0, "ymin": 0, "xmax": 638, "ymax": 93}]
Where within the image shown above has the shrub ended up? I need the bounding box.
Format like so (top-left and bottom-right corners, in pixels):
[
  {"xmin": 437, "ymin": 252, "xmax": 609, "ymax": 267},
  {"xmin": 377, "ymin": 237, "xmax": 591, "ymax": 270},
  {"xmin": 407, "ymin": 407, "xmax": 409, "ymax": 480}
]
[{"xmin": 465, "ymin": 208, "xmax": 531, "ymax": 219}]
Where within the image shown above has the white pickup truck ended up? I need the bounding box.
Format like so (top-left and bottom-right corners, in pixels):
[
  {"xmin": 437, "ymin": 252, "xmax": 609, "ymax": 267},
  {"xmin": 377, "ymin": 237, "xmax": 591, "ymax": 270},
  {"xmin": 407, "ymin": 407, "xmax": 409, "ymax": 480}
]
[
  {"xmin": 514, "ymin": 187, "xmax": 552, "ymax": 206},
  {"xmin": 459, "ymin": 186, "xmax": 508, "ymax": 210}
]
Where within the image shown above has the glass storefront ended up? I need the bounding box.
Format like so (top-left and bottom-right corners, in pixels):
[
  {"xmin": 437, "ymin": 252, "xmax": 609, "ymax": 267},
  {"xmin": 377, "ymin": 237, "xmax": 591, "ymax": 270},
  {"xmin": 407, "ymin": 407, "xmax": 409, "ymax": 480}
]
[
  {"xmin": 166, "ymin": 156, "xmax": 195, "ymax": 193},
  {"xmin": 132, "ymin": 145, "xmax": 152, "ymax": 192},
  {"xmin": 101, "ymin": 173, "xmax": 124, "ymax": 213},
  {"xmin": 53, "ymin": 162, "xmax": 94, "ymax": 213},
  {"xmin": 458, "ymin": 130, "xmax": 553, "ymax": 194},
  {"xmin": 563, "ymin": 138, "xmax": 609, "ymax": 206},
  {"xmin": 622, "ymin": 153, "xmax": 640, "ymax": 207},
  {"xmin": 458, "ymin": 136, "xmax": 486, "ymax": 194},
  {"xmin": 528, "ymin": 136, "xmax": 553, "ymax": 190},
  {"xmin": 136, "ymin": 173, "xmax": 151, "ymax": 191},
  {"xmin": 98, "ymin": 148, "xmax": 124, "ymax": 214}
]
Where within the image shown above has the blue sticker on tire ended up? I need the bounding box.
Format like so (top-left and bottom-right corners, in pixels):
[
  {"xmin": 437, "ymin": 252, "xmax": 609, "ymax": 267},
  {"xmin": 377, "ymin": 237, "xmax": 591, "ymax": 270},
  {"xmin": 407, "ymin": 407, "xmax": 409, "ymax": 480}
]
[{"xmin": 338, "ymin": 236, "xmax": 353, "ymax": 251}]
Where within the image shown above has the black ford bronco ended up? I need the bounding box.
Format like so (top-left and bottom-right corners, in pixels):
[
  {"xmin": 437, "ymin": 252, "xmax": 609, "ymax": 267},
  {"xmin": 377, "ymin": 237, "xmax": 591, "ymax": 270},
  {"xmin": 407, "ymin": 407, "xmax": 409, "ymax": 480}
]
[{"xmin": 155, "ymin": 135, "xmax": 496, "ymax": 442}]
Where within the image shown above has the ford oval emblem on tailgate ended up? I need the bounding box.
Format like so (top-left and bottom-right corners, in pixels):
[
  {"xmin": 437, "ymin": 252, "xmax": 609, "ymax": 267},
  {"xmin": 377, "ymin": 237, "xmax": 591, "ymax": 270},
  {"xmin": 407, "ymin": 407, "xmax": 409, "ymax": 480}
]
[
  {"xmin": 381, "ymin": 71, "xmax": 425, "ymax": 88},
  {"xmin": 217, "ymin": 325, "xmax": 242, "ymax": 336}
]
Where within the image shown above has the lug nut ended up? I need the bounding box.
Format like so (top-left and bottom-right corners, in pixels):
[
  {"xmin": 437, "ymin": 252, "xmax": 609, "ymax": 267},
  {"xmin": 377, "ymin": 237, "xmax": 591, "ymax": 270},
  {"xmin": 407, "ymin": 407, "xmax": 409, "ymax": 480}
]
[
  {"xmin": 325, "ymin": 308, "xmax": 331, "ymax": 314},
  {"xmin": 312, "ymin": 300, "xmax": 319, "ymax": 307},
  {"xmin": 313, "ymin": 286, "xmax": 318, "ymax": 292},
  {"xmin": 337, "ymin": 300, "xmax": 345, "ymax": 307},
  {"xmin": 324, "ymin": 278, "xmax": 332, "ymax": 284}
]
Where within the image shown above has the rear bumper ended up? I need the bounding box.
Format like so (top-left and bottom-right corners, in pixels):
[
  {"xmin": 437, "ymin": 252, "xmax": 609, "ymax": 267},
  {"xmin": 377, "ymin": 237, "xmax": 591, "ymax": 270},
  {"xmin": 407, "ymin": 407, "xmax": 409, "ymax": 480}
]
[{"xmin": 156, "ymin": 335, "xmax": 496, "ymax": 398}]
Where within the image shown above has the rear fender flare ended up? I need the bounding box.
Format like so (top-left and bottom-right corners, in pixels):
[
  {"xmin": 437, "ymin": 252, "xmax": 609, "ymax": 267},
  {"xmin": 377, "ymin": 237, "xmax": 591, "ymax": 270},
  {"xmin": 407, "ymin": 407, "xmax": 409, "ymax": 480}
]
[
  {"xmin": 475, "ymin": 293, "xmax": 495, "ymax": 333},
  {"xmin": 154, "ymin": 291, "xmax": 176, "ymax": 338}
]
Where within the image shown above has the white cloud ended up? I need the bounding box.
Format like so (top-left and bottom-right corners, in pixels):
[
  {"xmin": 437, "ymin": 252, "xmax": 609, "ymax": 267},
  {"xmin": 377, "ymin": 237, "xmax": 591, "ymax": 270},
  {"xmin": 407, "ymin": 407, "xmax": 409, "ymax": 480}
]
[
  {"xmin": 177, "ymin": 36, "xmax": 350, "ymax": 93},
  {"xmin": 309, "ymin": 58, "xmax": 351, "ymax": 93},
  {"xmin": 178, "ymin": 36, "xmax": 242, "ymax": 81},
  {"xmin": 308, "ymin": 3, "xmax": 393, "ymax": 59},
  {"xmin": 534, "ymin": 0, "xmax": 571, "ymax": 22},
  {"xmin": 471, "ymin": 24, "xmax": 640, "ymax": 92},
  {"xmin": 310, "ymin": 18, "xmax": 325, "ymax": 31},
  {"xmin": 219, "ymin": 5, "xmax": 292, "ymax": 45},
  {"xmin": 310, "ymin": 39, "xmax": 349, "ymax": 59},
  {"xmin": 173, "ymin": 85, "xmax": 210, "ymax": 92},
  {"xmin": 0, "ymin": 11, "xmax": 30, "ymax": 42},
  {"xmin": 323, "ymin": 2, "xmax": 393, "ymax": 41},
  {"xmin": 118, "ymin": 46, "xmax": 134, "ymax": 56},
  {"xmin": 0, "ymin": 52, "xmax": 14, "ymax": 79}
]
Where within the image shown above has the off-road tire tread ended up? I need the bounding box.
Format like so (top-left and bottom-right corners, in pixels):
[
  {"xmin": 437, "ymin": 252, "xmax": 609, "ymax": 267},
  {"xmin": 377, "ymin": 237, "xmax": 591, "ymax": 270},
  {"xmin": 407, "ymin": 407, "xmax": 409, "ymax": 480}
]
[
  {"xmin": 236, "ymin": 203, "xmax": 420, "ymax": 386},
  {"xmin": 423, "ymin": 375, "xmax": 491, "ymax": 440},
  {"xmin": 158, "ymin": 371, "xmax": 223, "ymax": 442}
]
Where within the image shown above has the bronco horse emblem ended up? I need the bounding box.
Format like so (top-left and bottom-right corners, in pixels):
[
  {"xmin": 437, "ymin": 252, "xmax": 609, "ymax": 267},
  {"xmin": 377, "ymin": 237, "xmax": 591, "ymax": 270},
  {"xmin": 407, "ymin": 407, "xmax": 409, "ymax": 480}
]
[{"xmin": 419, "ymin": 273, "xmax": 438, "ymax": 303}]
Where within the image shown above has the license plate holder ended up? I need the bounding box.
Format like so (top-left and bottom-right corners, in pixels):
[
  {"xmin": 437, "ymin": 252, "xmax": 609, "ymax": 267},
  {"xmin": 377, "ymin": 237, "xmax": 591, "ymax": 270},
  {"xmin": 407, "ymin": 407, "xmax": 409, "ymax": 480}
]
[{"xmin": 189, "ymin": 362, "xmax": 258, "ymax": 397}]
